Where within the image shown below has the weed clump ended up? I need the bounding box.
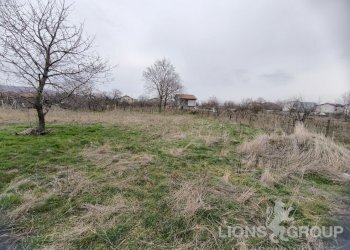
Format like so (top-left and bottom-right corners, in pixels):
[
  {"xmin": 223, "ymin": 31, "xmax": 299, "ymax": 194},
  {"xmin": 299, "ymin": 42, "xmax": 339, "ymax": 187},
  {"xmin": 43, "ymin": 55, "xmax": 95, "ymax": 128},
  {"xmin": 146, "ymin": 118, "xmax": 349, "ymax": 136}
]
[{"xmin": 237, "ymin": 123, "xmax": 350, "ymax": 183}]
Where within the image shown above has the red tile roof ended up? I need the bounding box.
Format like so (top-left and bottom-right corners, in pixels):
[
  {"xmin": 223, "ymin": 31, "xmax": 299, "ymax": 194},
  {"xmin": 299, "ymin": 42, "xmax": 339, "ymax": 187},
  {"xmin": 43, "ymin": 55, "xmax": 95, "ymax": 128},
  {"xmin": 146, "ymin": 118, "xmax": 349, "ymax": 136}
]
[{"xmin": 175, "ymin": 94, "xmax": 197, "ymax": 100}]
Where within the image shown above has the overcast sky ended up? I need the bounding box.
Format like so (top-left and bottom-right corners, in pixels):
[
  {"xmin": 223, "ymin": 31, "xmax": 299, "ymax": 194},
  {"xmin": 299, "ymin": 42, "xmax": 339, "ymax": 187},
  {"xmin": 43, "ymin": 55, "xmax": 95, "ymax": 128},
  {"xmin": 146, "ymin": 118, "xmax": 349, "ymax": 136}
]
[{"xmin": 69, "ymin": 0, "xmax": 349, "ymax": 103}]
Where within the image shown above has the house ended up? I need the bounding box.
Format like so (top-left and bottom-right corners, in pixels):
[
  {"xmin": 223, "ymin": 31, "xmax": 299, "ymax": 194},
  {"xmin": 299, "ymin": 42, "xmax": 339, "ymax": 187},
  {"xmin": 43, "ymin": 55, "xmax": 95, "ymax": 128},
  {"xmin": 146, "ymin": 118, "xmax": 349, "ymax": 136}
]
[
  {"xmin": 119, "ymin": 95, "xmax": 135, "ymax": 104},
  {"xmin": 282, "ymin": 101, "xmax": 317, "ymax": 113},
  {"xmin": 315, "ymin": 103, "xmax": 344, "ymax": 116},
  {"xmin": 175, "ymin": 94, "xmax": 197, "ymax": 109}
]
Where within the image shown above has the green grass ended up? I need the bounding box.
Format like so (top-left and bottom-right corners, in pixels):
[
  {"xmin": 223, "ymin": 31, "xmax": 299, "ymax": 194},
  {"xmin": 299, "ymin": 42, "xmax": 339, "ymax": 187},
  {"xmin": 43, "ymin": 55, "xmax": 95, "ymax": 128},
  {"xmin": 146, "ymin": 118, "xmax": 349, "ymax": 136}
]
[
  {"xmin": 0, "ymin": 194, "xmax": 22, "ymax": 209},
  {"xmin": 0, "ymin": 116, "xmax": 348, "ymax": 249}
]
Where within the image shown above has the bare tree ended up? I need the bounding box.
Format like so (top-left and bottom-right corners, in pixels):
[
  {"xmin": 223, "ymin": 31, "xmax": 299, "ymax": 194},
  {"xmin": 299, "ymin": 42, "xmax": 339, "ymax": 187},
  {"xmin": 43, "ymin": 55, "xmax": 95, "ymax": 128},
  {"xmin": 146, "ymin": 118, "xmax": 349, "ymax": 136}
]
[
  {"xmin": 342, "ymin": 91, "xmax": 350, "ymax": 119},
  {"xmin": 288, "ymin": 97, "xmax": 315, "ymax": 124},
  {"xmin": 0, "ymin": 0, "xmax": 110, "ymax": 133},
  {"xmin": 143, "ymin": 58, "xmax": 183, "ymax": 112},
  {"xmin": 111, "ymin": 89, "xmax": 122, "ymax": 103},
  {"xmin": 223, "ymin": 101, "xmax": 237, "ymax": 109},
  {"xmin": 201, "ymin": 96, "xmax": 219, "ymax": 109}
]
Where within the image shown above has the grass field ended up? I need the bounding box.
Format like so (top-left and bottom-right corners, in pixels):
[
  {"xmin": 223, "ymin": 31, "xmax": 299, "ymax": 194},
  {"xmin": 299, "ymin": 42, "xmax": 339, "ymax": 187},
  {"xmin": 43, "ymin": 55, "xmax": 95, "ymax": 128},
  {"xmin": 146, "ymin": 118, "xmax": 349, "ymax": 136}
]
[{"xmin": 0, "ymin": 109, "xmax": 349, "ymax": 249}]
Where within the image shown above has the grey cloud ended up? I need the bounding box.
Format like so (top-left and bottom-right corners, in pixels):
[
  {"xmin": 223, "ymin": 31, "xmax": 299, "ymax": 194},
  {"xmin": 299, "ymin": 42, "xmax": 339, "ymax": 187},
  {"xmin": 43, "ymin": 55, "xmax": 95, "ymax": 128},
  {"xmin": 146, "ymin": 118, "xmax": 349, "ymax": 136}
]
[
  {"xmin": 261, "ymin": 71, "xmax": 294, "ymax": 84},
  {"xmin": 68, "ymin": 0, "xmax": 349, "ymax": 102}
]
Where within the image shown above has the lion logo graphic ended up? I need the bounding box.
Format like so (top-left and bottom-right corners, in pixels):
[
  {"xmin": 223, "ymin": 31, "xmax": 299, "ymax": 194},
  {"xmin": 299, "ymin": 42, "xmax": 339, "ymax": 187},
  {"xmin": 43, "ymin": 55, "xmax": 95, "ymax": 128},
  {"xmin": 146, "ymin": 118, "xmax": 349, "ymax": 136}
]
[{"xmin": 266, "ymin": 199, "xmax": 294, "ymax": 243}]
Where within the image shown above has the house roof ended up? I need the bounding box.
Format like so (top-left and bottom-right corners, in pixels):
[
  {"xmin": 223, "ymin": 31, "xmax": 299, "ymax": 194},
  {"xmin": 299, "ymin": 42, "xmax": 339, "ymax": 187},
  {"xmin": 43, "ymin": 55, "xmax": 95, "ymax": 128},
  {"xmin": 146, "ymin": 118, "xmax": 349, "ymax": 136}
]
[
  {"xmin": 175, "ymin": 94, "xmax": 197, "ymax": 100},
  {"xmin": 147, "ymin": 98, "xmax": 159, "ymax": 101},
  {"xmin": 318, "ymin": 103, "xmax": 344, "ymax": 107},
  {"xmin": 20, "ymin": 92, "xmax": 36, "ymax": 98},
  {"xmin": 120, "ymin": 95, "xmax": 134, "ymax": 99}
]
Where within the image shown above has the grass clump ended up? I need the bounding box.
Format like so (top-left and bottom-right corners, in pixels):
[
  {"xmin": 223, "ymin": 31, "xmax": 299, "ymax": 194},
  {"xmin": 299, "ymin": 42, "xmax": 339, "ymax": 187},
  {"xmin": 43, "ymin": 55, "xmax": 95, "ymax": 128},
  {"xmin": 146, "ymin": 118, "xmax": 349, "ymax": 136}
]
[
  {"xmin": 0, "ymin": 194, "xmax": 22, "ymax": 209},
  {"xmin": 237, "ymin": 123, "xmax": 350, "ymax": 183},
  {"xmin": 169, "ymin": 179, "xmax": 209, "ymax": 218}
]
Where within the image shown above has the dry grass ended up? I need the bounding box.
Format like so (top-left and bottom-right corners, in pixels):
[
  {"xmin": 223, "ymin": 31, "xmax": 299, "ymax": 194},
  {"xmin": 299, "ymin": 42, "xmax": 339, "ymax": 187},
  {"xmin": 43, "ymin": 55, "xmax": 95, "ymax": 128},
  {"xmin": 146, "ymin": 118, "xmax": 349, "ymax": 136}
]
[
  {"xmin": 235, "ymin": 187, "xmax": 256, "ymax": 204},
  {"xmin": 221, "ymin": 169, "xmax": 231, "ymax": 184},
  {"xmin": 167, "ymin": 147, "xmax": 185, "ymax": 157},
  {"xmin": 1, "ymin": 167, "xmax": 138, "ymax": 249},
  {"xmin": 46, "ymin": 194, "xmax": 136, "ymax": 249},
  {"xmin": 260, "ymin": 168, "xmax": 275, "ymax": 186},
  {"xmin": 170, "ymin": 180, "xmax": 209, "ymax": 218},
  {"xmin": 82, "ymin": 143, "xmax": 153, "ymax": 177},
  {"xmin": 237, "ymin": 123, "xmax": 350, "ymax": 180},
  {"xmin": 0, "ymin": 107, "xmax": 189, "ymax": 127},
  {"xmin": 1, "ymin": 108, "xmax": 347, "ymax": 249},
  {"xmin": 1, "ymin": 168, "xmax": 93, "ymax": 220},
  {"xmin": 0, "ymin": 108, "xmax": 238, "ymax": 149}
]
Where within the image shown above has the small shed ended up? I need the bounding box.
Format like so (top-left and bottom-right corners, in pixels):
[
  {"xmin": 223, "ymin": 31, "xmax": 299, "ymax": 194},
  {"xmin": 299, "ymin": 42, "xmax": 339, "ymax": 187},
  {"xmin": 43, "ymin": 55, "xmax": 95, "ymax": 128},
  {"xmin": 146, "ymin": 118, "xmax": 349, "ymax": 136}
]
[{"xmin": 175, "ymin": 94, "xmax": 197, "ymax": 109}]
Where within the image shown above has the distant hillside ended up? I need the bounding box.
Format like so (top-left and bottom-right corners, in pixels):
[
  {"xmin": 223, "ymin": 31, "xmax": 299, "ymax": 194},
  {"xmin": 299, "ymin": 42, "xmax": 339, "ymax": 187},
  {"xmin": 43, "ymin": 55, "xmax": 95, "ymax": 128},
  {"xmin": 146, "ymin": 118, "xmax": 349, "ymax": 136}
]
[{"xmin": 0, "ymin": 84, "xmax": 34, "ymax": 93}]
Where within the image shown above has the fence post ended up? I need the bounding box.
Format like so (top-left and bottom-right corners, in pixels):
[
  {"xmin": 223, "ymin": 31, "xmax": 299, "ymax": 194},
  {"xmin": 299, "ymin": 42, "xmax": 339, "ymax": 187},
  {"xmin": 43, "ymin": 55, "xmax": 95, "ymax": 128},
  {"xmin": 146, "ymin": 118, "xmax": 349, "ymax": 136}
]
[{"xmin": 325, "ymin": 119, "xmax": 331, "ymax": 137}]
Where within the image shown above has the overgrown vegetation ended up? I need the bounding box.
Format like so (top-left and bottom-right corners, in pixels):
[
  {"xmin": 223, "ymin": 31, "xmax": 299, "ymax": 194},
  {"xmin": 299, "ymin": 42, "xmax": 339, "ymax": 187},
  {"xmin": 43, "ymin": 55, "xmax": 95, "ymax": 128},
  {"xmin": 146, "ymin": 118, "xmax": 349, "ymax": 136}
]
[
  {"xmin": 237, "ymin": 123, "xmax": 350, "ymax": 185},
  {"xmin": 0, "ymin": 109, "xmax": 349, "ymax": 249}
]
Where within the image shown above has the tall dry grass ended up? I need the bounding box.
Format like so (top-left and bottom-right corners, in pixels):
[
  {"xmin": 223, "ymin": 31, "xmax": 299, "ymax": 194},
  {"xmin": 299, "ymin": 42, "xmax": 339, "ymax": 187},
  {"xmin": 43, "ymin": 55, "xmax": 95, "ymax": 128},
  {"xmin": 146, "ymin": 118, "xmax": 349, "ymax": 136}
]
[{"xmin": 237, "ymin": 123, "xmax": 350, "ymax": 183}]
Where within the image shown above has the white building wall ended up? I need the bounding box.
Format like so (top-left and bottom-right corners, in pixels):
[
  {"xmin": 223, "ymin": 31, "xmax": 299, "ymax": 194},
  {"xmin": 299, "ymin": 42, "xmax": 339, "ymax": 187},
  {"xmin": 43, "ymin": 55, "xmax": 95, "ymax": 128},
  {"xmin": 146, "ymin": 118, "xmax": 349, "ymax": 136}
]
[
  {"xmin": 187, "ymin": 100, "xmax": 196, "ymax": 107},
  {"xmin": 316, "ymin": 104, "xmax": 335, "ymax": 114}
]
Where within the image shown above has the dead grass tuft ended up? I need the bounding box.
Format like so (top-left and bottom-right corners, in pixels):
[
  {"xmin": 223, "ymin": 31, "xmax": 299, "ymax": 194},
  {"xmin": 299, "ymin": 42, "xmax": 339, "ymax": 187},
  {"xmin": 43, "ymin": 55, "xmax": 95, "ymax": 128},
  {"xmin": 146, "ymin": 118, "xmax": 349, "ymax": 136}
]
[
  {"xmin": 170, "ymin": 180, "xmax": 209, "ymax": 217},
  {"xmin": 260, "ymin": 168, "xmax": 275, "ymax": 186},
  {"xmin": 3, "ymin": 169, "xmax": 93, "ymax": 219},
  {"xmin": 237, "ymin": 123, "xmax": 350, "ymax": 180},
  {"xmin": 82, "ymin": 143, "xmax": 153, "ymax": 176},
  {"xmin": 221, "ymin": 169, "xmax": 232, "ymax": 184},
  {"xmin": 2, "ymin": 167, "xmax": 137, "ymax": 249},
  {"xmin": 45, "ymin": 194, "xmax": 136, "ymax": 249},
  {"xmin": 236, "ymin": 187, "xmax": 256, "ymax": 204},
  {"xmin": 168, "ymin": 147, "xmax": 185, "ymax": 157}
]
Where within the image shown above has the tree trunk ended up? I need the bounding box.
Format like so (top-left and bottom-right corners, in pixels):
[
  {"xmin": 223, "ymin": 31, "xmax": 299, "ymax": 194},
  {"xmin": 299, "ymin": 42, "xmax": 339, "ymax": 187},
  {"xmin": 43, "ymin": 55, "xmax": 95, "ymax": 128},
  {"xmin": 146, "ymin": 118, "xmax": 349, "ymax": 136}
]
[
  {"xmin": 163, "ymin": 96, "xmax": 168, "ymax": 110},
  {"xmin": 158, "ymin": 98, "xmax": 163, "ymax": 113},
  {"xmin": 35, "ymin": 80, "xmax": 46, "ymax": 133},
  {"xmin": 36, "ymin": 103, "xmax": 46, "ymax": 132}
]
